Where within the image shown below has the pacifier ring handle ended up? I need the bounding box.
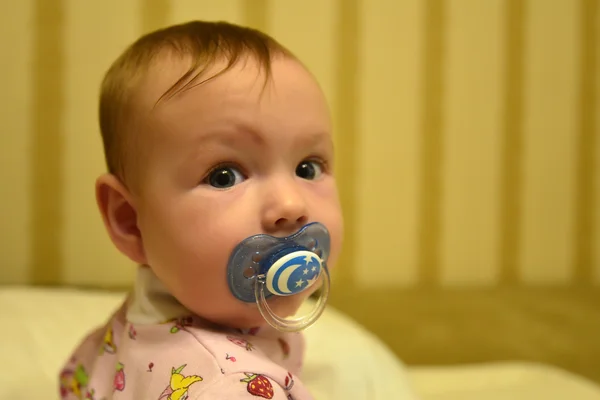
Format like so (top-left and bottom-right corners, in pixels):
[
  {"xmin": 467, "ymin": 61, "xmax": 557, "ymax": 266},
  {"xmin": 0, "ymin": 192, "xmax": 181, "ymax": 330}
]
[{"xmin": 254, "ymin": 264, "xmax": 331, "ymax": 333}]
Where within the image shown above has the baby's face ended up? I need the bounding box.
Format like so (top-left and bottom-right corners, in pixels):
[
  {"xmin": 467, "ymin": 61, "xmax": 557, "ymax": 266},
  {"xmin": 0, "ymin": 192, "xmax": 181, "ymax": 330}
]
[{"xmin": 132, "ymin": 54, "xmax": 343, "ymax": 328}]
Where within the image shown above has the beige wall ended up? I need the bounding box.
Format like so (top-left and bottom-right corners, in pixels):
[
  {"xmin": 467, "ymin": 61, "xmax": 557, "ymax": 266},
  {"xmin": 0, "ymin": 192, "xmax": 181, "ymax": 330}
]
[{"xmin": 1, "ymin": 0, "xmax": 599, "ymax": 289}]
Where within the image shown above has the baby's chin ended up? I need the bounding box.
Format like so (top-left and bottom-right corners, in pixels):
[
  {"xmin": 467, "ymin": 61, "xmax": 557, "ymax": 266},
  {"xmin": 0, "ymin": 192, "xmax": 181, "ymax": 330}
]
[{"xmin": 188, "ymin": 293, "xmax": 309, "ymax": 330}]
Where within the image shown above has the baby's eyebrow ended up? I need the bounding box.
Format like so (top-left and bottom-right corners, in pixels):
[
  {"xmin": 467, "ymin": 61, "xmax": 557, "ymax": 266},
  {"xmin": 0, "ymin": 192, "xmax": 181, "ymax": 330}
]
[
  {"xmin": 193, "ymin": 125, "xmax": 265, "ymax": 146},
  {"xmin": 177, "ymin": 127, "xmax": 262, "ymax": 168},
  {"xmin": 294, "ymin": 130, "xmax": 333, "ymax": 149}
]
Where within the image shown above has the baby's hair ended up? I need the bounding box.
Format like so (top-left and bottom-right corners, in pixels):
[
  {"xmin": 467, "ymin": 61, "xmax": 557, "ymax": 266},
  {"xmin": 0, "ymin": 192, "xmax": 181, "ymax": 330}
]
[{"xmin": 98, "ymin": 20, "xmax": 292, "ymax": 186}]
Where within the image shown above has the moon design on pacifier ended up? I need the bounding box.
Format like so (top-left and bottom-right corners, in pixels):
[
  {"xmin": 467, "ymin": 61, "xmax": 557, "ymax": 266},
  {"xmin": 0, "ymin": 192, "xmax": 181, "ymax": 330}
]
[{"xmin": 266, "ymin": 251, "xmax": 322, "ymax": 296}]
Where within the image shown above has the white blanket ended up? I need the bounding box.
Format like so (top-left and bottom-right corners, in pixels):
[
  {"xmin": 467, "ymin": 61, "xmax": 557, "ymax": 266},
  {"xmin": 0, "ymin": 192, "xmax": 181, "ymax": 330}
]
[
  {"xmin": 0, "ymin": 287, "xmax": 417, "ymax": 399},
  {"xmin": 1, "ymin": 287, "xmax": 599, "ymax": 399}
]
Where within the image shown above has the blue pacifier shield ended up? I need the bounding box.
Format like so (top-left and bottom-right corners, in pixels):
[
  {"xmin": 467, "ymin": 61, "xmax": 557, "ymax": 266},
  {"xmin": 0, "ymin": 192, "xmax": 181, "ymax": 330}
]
[{"xmin": 227, "ymin": 222, "xmax": 331, "ymax": 303}]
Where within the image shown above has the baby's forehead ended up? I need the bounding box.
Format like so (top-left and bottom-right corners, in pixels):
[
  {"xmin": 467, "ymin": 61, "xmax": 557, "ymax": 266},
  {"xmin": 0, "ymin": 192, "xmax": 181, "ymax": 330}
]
[
  {"xmin": 132, "ymin": 49, "xmax": 328, "ymax": 136},
  {"xmin": 135, "ymin": 52, "xmax": 205, "ymax": 110},
  {"xmin": 139, "ymin": 51, "xmax": 319, "ymax": 114},
  {"xmin": 133, "ymin": 53, "xmax": 268, "ymax": 122}
]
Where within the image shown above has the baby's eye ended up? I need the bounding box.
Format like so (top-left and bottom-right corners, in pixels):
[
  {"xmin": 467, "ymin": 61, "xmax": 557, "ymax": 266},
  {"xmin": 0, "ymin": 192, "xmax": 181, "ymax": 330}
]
[
  {"xmin": 205, "ymin": 166, "xmax": 245, "ymax": 189},
  {"xmin": 296, "ymin": 160, "xmax": 324, "ymax": 180}
]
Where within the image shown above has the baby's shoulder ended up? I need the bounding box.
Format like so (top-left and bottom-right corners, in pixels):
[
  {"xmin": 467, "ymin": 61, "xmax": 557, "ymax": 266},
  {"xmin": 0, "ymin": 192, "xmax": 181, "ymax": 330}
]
[{"xmin": 60, "ymin": 312, "xmax": 308, "ymax": 399}]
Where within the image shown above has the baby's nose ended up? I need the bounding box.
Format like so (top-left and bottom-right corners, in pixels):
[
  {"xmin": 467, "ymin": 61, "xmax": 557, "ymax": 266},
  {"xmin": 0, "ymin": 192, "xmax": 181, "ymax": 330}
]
[
  {"xmin": 273, "ymin": 207, "xmax": 308, "ymax": 231},
  {"xmin": 261, "ymin": 180, "xmax": 309, "ymax": 234}
]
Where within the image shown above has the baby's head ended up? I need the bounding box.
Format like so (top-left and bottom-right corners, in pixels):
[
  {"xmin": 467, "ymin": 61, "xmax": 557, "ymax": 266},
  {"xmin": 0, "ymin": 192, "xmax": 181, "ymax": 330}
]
[{"xmin": 95, "ymin": 21, "xmax": 343, "ymax": 329}]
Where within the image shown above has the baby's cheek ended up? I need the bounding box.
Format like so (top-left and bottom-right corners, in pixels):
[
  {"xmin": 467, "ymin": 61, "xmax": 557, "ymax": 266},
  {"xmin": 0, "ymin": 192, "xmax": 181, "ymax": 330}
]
[
  {"xmin": 175, "ymin": 264, "xmax": 227, "ymax": 306},
  {"xmin": 321, "ymin": 214, "xmax": 343, "ymax": 268}
]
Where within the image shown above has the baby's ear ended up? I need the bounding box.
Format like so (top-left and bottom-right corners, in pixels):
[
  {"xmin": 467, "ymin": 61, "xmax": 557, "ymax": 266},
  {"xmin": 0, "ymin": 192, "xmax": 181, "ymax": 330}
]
[{"xmin": 95, "ymin": 174, "xmax": 147, "ymax": 265}]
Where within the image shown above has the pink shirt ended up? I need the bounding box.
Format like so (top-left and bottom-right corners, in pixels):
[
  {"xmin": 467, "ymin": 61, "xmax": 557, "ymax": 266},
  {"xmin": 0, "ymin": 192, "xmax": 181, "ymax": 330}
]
[{"xmin": 59, "ymin": 268, "xmax": 313, "ymax": 400}]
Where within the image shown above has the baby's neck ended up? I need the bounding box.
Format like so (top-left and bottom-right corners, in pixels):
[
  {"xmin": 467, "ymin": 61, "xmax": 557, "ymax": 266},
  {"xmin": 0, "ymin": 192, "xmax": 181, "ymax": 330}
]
[
  {"xmin": 126, "ymin": 265, "xmax": 190, "ymax": 325},
  {"xmin": 127, "ymin": 266, "xmax": 273, "ymax": 336}
]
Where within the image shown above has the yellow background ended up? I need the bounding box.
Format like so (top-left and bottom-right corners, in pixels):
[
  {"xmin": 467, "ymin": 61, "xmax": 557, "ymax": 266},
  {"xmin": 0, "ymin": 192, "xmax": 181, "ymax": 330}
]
[{"xmin": 1, "ymin": 0, "xmax": 599, "ymax": 290}]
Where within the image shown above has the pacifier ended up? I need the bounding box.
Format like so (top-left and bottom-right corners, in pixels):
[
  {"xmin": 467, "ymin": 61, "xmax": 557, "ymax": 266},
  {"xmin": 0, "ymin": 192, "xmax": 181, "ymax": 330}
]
[{"xmin": 226, "ymin": 222, "xmax": 331, "ymax": 332}]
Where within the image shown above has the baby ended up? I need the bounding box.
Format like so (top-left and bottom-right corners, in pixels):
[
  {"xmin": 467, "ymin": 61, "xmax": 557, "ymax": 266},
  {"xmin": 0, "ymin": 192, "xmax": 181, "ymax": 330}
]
[{"xmin": 59, "ymin": 20, "xmax": 343, "ymax": 400}]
